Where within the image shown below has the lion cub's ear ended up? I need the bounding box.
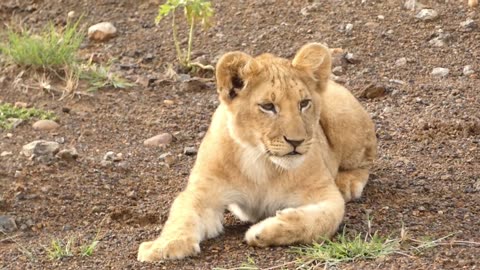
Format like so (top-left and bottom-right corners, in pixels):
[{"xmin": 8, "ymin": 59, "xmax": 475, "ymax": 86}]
[
  {"xmin": 216, "ymin": 51, "xmax": 259, "ymax": 103},
  {"xmin": 292, "ymin": 43, "xmax": 332, "ymax": 88}
]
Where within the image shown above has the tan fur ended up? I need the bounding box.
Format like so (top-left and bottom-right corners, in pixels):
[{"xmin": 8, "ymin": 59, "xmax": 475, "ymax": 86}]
[{"xmin": 137, "ymin": 43, "xmax": 377, "ymax": 262}]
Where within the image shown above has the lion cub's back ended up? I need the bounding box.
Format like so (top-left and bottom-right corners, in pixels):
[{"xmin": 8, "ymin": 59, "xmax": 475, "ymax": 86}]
[{"xmin": 319, "ymin": 81, "xmax": 377, "ymax": 170}]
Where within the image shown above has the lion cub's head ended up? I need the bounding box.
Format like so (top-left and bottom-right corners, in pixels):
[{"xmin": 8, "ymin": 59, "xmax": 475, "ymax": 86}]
[{"xmin": 215, "ymin": 43, "xmax": 332, "ymax": 170}]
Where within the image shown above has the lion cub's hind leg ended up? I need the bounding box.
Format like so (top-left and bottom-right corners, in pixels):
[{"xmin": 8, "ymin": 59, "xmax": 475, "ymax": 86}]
[{"xmin": 335, "ymin": 168, "xmax": 370, "ymax": 202}]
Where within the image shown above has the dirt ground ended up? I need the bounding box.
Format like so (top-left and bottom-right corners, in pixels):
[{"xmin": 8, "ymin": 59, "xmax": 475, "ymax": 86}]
[{"xmin": 1, "ymin": 0, "xmax": 479, "ymax": 269}]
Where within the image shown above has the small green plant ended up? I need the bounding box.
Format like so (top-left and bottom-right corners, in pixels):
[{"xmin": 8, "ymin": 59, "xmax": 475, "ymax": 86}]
[
  {"xmin": 0, "ymin": 20, "xmax": 83, "ymax": 70},
  {"xmin": 215, "ymin": 219, "xmax": 464, "ymax": 270},
  {"xmin": 79, "ymin": 240, "xmax": 99, "ymax": 257},
  {"xmin": 79, "ymin": 62, "xmax": 135, "ymax": 92},
  {"xmin": 0, "ymin": 103, "xmax": 56, "ymax": 129},
  {"xmin": 155, "ymin": 0, "xmax": 214, "ymax": 70},
  {"xmin": 45, "ymin": 238, "xmax": 75, "ymax": 260},
  {"xmin": 291, "ymin": 229, "xmax": 400, "ymax": 268},
  {"xmin": 44, "ymin": 236, "xmax": 101, "ymax": 260}
]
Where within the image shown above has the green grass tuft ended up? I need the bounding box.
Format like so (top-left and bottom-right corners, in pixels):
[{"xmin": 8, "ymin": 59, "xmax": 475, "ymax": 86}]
[
  {"xmin": 79, "ymin": 240, "xmax": 99, "ymax": 257},
  {"xmin": 45, "ymin": 238, "xmax": 75, "ymax": 260},
  {"xmin": 0, "ymin": 20, "xmax": 84, "ymax": 70},
  {"xmin": 79, "ymin": 62, "xmax": 135, "ymax": 92},
  {"xmin": 0, "ymin": 103, "xmax": 56, "ymax": 129},
  {"xmin": 291, "ymin": 229, "xmax": 400, "ymax": 268}
]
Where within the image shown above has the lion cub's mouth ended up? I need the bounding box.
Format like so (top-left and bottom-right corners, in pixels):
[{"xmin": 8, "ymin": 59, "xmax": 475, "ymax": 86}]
[{"xmin": 286, "ymin": 150, "xmax": 301, "ymax": 156}]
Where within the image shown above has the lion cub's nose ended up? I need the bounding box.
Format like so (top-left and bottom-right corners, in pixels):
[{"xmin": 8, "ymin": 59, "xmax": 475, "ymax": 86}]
[{"xmin": 284, "ymin": 137, "xmax": 305, "ymax": 148}]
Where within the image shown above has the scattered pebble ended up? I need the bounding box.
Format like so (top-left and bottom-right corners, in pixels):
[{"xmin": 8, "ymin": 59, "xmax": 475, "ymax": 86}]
[
  {"xmin": 415, "ymin": 9, "xmax": 439, "ymax": 21},
  {"xmin": 431, "ymin": 67, "xmax": 450, "ymax": 77},
  {"xmin": 300, "ymin": 3, "xmax": 321, "ymax": 16},
  {"xmin": 88, "ymin": 22, "xmax": 117, "ymax": 42},
  {"xmin": 14, "ymin": 102, "xmax": 28, "ymax": 108},
  {"xmin": 345, "ymin": 23, "xmax": 353, "ymax": 35},
  {"xmin": 404, "ymin": 0, "xmax": 416, "ymax": 10},
  {"xmin": 360, "ymin": 84, "xmax": 387, "ymax": 99},
  {"xmin": 9, "ymin": 118, "xmax": 24, "ymax": 129},
  {"xmin": 67, "ymin": 11, "xmax": 75, "ymax": 19},
  {"xmin": 56, "ymin": 148, "xmax": 79, "ymax": 161},
  {"xmin": 0, "ymin": 215, "xmax": 17, "ymax": 232},
  {"xmin": 1, "ymin": 151, "xmax": 13, "ymax": 157},
  {"xmin": 460, "ymin": 19, "xmax": 477, "ymax": 30},
  {"xmin": 144, "ymin": 133, "xmax": 173, "ymax": 147},
  {"xmin": 428, "ymin": 33, "xmax": 451, "ymax": 47},
  {"xmin": 22, "ymin": 140, "xmax": 60, "ymax": 159},
  {"xmin": 159, "ymin": 152, "xmax": 176, "ymax": 166},
  {"xmin": 395, "ymin": 57, "xmax": 407, "ymax": 66},
  {"xmin": 344, "ymin": 53, "xmax": 360, "ymax": 64},
  {"xmin": 180, "ymin": 77, "xmax": 209, "ymax": 92},
  {"xmin": 463, "ymin": 65, "xmax": 475, "ymax": 76},
  {"xmin": 184, "ymin": 146, "xmax": 197, "ymax": 156},
  {"xmin": 378, "ymin": 15, "xmax": 385, "ymax": 20},
  {"xmin": 103, "ymin": 151, "xmax": 123, "ymax": 162},
  {"xmin": 163, "ymin": 100, "xmax": 175, "ymax": 105},
  {"xmin": 32, "ymin": 120, "xmax": 60, "ymax": 131},
  {"xmin": 332, "ymin": 66, "xmax": 344, "ymax": 75}
]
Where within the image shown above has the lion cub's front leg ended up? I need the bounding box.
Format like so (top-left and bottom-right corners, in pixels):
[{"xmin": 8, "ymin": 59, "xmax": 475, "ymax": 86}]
[
  {"xmin": 137, "ymin": 184, "xmax": 225, "ymax": 261},
  {"xmin": 245, "ymin": 185, "xmax": 344, "ymax": 247}
]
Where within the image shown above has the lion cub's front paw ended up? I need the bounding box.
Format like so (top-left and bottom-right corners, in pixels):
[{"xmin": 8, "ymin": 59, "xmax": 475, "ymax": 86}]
[
  {"xmin": 245, "ymin": 208, "xmax": 302, "ymax": 247},
  {"xmin": 137, "ymin": 237, "xmax": 200, "ymax": 262}
]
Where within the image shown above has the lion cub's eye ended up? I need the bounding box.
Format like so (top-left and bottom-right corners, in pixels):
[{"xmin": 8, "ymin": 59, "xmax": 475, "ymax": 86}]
[
  {"xmin": 299, "ymin": 99, "xmax": 311, "ymax": 111},
  {"xmin": 259, "ymin": 103, "xmax": 277, "ymax": 114}
]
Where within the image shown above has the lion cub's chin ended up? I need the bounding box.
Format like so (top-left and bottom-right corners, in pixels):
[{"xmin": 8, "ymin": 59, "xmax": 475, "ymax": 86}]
[{"xmin": 269, "ymin": 155, "xmax": 306, "ymax": 170}]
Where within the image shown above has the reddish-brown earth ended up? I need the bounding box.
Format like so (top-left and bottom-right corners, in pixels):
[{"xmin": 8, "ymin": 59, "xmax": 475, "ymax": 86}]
[{"xmin": 1, "ymin": 0, "xmax": 479, "ymax": 269}]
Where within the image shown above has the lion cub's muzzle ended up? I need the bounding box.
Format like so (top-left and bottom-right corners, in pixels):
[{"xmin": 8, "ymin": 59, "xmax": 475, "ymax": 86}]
[{"xmin": 265, "ymin": 136, "xmax": 310, "ymax": 157}]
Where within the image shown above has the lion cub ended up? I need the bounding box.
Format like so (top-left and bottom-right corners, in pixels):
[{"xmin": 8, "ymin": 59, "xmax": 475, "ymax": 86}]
[{"xmin": 138, "ymin": 43, "xmax": 377, "ymax": 261}]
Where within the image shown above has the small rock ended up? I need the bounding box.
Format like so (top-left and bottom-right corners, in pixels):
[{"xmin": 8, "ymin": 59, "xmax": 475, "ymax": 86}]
[
  {"xmin": 360, "ymin": 84, "xmax": 386, "ymax": 99},
  {"xmin": 163, "ymin": 100, "xmax": 175, "ymax": 105},
  {"xmin": 177, "ymin": 73, "xmax": 191, "ymax": 83},
  {"xmin": 463, "ymin": 65, "xmax": 475, "ymax": 76},
  {"xmin": 1, "ymin": 151, "xmax": 13, "ymax": 157},
  {"xmin": 22, "ymin": 140, "xmax": 60, "ymax": 158},
  {"xmin": 180, "ymin": 77, "xmax": 209, "ymax": 92},
  {"xmin": 14, "ymin": 102, "xmax": 28, "ymax": 108},
  {"xmin": 404, "ymin": 0, "xmax": 416, "ymax": 10},
  {"xmin": 428, "ymin": 33, "xmax": 451, "ymax": 47},
  {"xmin": 67, "ymin": 11, "xmax": 75, "ymax": 19},
  {"xmin": 103, "ymin": 151, "xmax": 116, "ymax": 162},
  {"xmin": 114, "ymin": 153, "xmax": 123, "ymax": 162},
  {"xmin": 144, "ymin": 133, "xmax": 173, "ymax": 147},
  {"xmin": 127, "ymin": 190, "xmax": 137, "ymax": 199},
  {"xmin": 345, "ymin": 23, "xmax": 353, "ymax": 35},
  {"xmin": 159, "ymin": 152, "xmax": 175, "ymax": 166},
  {"xmin": 136, "ymin": 76, "xmax": 155, "ymax": 88},
  {"xmin": 460, "ymin": 19, "xmax": 477, "ymax": 30},
  {"xmin": 431, "ymin": 67, "xmax": 450, "ymax": 77},
  {"xmin": 184, "ymin": 146, "xmax": 197, "ymax": 156},
  {"xmin": 300, "ymin": 3, "xmax": 321, "ymax": 16},
  {"xmin": 88, "ymin": 22, "xmax": 117, "ymax": 42},
  {"xmin": 332, "ymin": 66, "xmax": 344, "ymax": 76},
  {"xmin": 100, "ymin": 160, "xmax": 113, "ymax": 167},
  {"xmin": 0, "ymin": 215, "xmax": 17, "ymax": 232},
  {"xmin": 56, "ymin": 148, "xmax": 79, "ymax": 161},
  {"xmin": 9, "ymin": 118, "xmax": 24, "ymax": 129},
  {"xmin": 344, "ymin": 53, "xmax": 360, "ymax": 64},
  {"xmin": 416, "ymin": 9, "xmax": 439, "ymax": 21},
  {"xmin": 377, "ymin": 15, "xmax": 385, "ymax": 20},
  {"xmin": 32, "ymin": 120, "xmax": 60, "ymax": 131},
  {"xmin": 395, "ymin": 57, "xmax": 407, "ymax": 66}
]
